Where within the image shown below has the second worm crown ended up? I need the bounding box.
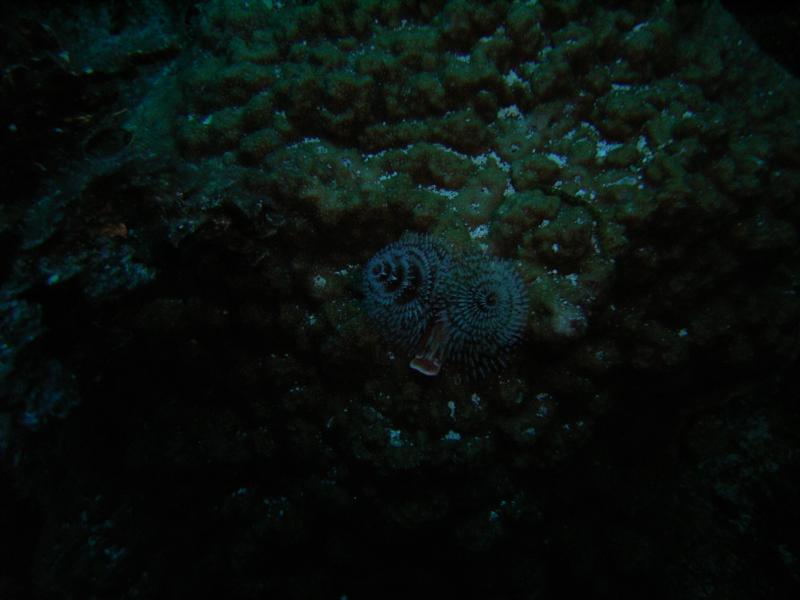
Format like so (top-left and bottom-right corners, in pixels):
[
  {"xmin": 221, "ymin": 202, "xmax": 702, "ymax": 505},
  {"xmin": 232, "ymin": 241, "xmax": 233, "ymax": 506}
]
[{"xmin": 363, "ymin": 232, "xmax": 528, "ymax": 377}]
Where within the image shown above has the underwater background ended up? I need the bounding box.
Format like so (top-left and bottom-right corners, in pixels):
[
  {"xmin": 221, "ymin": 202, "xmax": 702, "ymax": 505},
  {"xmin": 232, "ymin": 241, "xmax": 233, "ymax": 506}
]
[{"xmin": 1, "ymin": 0, "xmax": 799, "ymax": 598}]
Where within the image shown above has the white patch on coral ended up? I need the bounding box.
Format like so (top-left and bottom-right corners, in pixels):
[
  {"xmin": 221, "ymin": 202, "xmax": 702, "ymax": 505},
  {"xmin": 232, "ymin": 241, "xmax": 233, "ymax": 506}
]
[
  {"xmin": 471, "ymin": 151, "xmax": 511, "ymax": 172},
  {"xmin": 422, "ymin": 184, "xmax": 459, "ymax": 199},
  {"xmin": 603, "ymin": 174, "xmax": 640, "ymax": 187},
  {"xmin": 497, "ymin": 104, "xmax": 523, "ymax": 120},
  {"xmin": 595, "ymin": 140, "xmax": 622, "ymax": 159},
  {"xmin": 636, "ymin": 135, "xmax": 649, "ymax": 155},
  {"xmin": 551, "ymin": 299, "xmax": 587, "ymax": 339},
  {"xmin": 470, "ymin": 224, "xmax": 490, "ymax": 240},
  {"xmin": 388, "ymin": 429, "xmax": 404, "ymax": 448},
  {"xmin": 546, "ymin": 152, "xmax": 568, "ymax": 167},
  {"xmin": 503, "ymin": 70, "xmax": 524, "ymax": 87},
  {"xmin": 433, "ymin": 143, "xmax": 470, "ymax": 159},
  {"xmin": 334, "ymin": 264, "xmax": 357, "ymax": 276}
]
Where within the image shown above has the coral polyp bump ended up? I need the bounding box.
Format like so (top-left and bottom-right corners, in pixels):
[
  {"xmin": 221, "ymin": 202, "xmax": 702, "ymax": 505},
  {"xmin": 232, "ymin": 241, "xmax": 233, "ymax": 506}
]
[
  {"xmin": 363, "ymin": 234, "xmax": 528, "ymax": 378},
  {"xmin": 362, "ymin": 232, "xmax": 450, "ymax": 352}
]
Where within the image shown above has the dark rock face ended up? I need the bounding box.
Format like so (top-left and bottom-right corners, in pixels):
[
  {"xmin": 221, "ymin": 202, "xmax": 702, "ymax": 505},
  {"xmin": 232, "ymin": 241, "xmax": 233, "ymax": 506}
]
[
  {"xmin": 722, "ymin": 1, "xmax": 800, "ymax": 77},
  {"xmin": 1, "ymin": 1, "xmax": 799, "ymax": 599}
]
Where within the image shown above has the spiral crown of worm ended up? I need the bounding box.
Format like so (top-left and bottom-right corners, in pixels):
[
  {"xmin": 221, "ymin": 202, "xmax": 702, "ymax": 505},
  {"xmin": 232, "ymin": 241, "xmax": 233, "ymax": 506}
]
[
  {"xmin": 362, "ymin": 232, "xmax": 450, "ymax": 353},
  {"xmin": 363, "ymin": 233, "xmax": 528, "ymax": 377}
]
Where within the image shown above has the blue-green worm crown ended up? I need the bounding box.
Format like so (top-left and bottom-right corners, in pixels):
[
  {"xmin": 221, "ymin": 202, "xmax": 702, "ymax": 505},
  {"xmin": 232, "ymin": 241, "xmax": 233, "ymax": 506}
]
[
  {"xmin": 363, "ymin": 234, "xmax": 528, "ymax": 377},
  {"xmin": 432, "ymin": 254, "xmax": 529, "ymax": 378},
  {"xmin": 362, "ymin": 232, "xmax": 451, "ymax": 354}
]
